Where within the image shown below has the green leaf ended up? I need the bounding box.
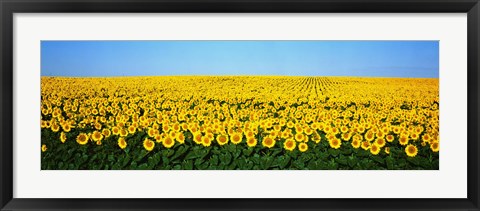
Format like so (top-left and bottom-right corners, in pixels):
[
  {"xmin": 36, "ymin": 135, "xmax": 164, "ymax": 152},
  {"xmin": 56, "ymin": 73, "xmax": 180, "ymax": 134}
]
[
  {"xmin": 122, "ymin": 155, "xmax": 131, "ymax": 168},
  {"xmin": 279, "ymin": 156, "xmax": 290, "ymax": 169},
  {"xmin": 182, "ymin": 160, "xmax": 193, "ymax": 170},
  {"xmin": 337, "ymin": 155, "xmax": 348, "ymax": 166},
  {"xmin": 138, "ymin": 163, "xmax": 149, "ymax": 170},
  {"xmin": 386, "ymin": 156, "xmax": 394, "ymax": 169},
  {"xmin": 171, "ymin": 145, "xmax": 189, "ymax": 160},
  {"xmin": 407, "ymin": 156, "xmax": 420, "ymax": 166},
  {"xmin": 260, "ymin": 156, "xmax": 274, "ymax": 169},
  {"xmin": 328, "ymin": 148, "xmax": 340, "ymax": 157},
  {"xmin": 219, "ymin": 152, "xmax": 232, "ymax": 166}
]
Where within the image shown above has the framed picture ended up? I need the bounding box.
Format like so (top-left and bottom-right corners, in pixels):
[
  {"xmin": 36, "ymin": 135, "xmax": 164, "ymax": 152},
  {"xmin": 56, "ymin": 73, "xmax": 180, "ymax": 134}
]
[{"xmin": 1, "ymin": 0, "xmax": 479, "ymax": 210}]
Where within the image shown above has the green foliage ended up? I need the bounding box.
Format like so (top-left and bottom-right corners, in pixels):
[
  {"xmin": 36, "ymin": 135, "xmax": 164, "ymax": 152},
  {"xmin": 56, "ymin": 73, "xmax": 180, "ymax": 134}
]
[{"xmin": 41, "ymin": 129, "xmax": 439, "ymax": 170}]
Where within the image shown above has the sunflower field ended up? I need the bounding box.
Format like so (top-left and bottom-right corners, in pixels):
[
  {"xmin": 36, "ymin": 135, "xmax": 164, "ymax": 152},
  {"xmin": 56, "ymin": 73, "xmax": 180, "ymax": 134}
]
[{"xmin": 41, "ymin": 76, "xmax": 439, "ymax": 170}]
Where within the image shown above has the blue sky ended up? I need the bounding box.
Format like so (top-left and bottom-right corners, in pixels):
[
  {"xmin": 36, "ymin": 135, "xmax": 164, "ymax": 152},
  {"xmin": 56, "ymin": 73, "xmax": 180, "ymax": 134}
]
[{"xmin": 41, "ymin": 41, "xmax": 439, "ymax": 78}]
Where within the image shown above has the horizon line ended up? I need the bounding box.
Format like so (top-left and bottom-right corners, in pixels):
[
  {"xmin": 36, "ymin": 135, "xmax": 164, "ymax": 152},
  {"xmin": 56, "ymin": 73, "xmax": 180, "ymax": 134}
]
[{"xmin": 40, "ymin": 75, "xmax": 439, "ymax": 79}]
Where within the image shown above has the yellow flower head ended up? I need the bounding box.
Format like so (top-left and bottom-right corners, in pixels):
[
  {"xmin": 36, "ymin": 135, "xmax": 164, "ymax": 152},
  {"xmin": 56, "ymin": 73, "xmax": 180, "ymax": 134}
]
[
  {"xmin": 128, "ymin": 125, "xmax": 136, "ymax": 134},
  {"xmin": 143, "ymin": 138, "xmax": 155, "ymax": 151},
  {"xmin": 399, "ymin": 135, "xmax": 409, "ymax": 146},
  {"xmin": 76, "ymin": 133, "xmax": 89, "ymax": 145},
  {"xmin": 298, "ymin": 143, "xmax": 308, "ymax": 152},
  {"xmin": 41, "ymin": 144, "xmax": 47, "ymax": 152},
  {"xmin": 405, "ymin": 144, "xmax": 418, "ymax": 157},
  {"xmin": 118, "ymin": 137, "xmax": 127, "ymax": 149},
  {"xmin": 385, "ymin": 147, "xmax": 390, "ymax": 154},
  {"xmin": 329, "ymin": 138, "xmax": 341, "ymax": 149},
  {"xmin": 361, "ymin": 141, "xmax": 370, "ymax": 150},
  {"xmin": 284, "ymin": 139, "xmax": 296, "ymax": 151},
  {"xmin": 386, "ymin": 134, "xmax": 394, "ymax": 142},
  {"xmin": 230, "ymin": 133, "xmax": 243, "ymax": 145},
  {"xmin": 246, "ymin": 137, "xmax": 257, "ymax": 147},
  {"xmin": 370, "ymin": 144, "xmax": 381, "ymax": 155},
  {"xmin": 295, "ymin": 133, "xmax": 305, "ymax": 142},
  {"xmin": 262, "ymin": 136, "xmax": 275, "ymax": 148},
  {"xmin": 216, "ymin": 134, "xmax": 229, "ymax": 146},
  {"xmin": 430, "ymin": 141, "xmax": 439, "ymax": 152},
  {"xmin": 102, "ymin": 128, "xmax": 111, "ymax": 138},
  {"xmin": 351, "ymin": 139, "xmax": 360, "ymax": 149},
  {"xmin": 60, "ymin": 132, "xmax": 67, "ymax": 143},
  {"xmin": 193, "ymin": 132, "xmax": 203, "ymax": 145},
  {"xmin": 176, "ymin": 132, "xmax": 185, "ymax": 144},
  {"xmin": 201, "ymin": 136, "xmax": 212, "ymax": 147},
  {"xmin": 163, "ymin": 136, "xmax": 175, "ymax": 148},
  {"xmin": 374, "ymin": 138, "xmax": 386, "ymax": 148},
  {"xmin": 91, "ymin": 131, "xmax": 103, "ymax": 142}
]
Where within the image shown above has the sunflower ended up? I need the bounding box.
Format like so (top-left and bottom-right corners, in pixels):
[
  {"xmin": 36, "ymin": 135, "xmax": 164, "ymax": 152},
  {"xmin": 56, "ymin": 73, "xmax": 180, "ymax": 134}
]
[
  {"xmin": 351, "ymin": 139, "xmax": 360, "ymax": 149},
  {"xmin": 245, "ymin": 130, "xmax": 255, "ymax": 138},
  {"xmin": 410, "ymin": 133, "xmax": 419, "ymax": 141},
  {"xmin": 262, "ymin": 136, "xmax": 275, "ymax": 148},
  {"xmin": 298, "ymin": 143, "xmax": 308, "ymax": 152},
  {"xmin": 60, "ymin": 132, "xmax": 67, "ymax": 143},
  {"xmin": 41, "ymin": 120, "xmax": 48, "ymax": 128},
  {"xmin": 230, "ymin": 133, "xmax": 243, "ymax": 145},
  {"xmin": 62, "ymin": 124, "xmax": 72, "ymax": 132},
  {"xmin": 201, "ymin": 136, "xmax": 212, "ymax": 147},
  {"xmin": 111, "ymin": 126, "xmax": 120, "ymax": 135},
  {"xmin": 176, "ymin": 132, "xmax": 185, "ymax": 144},
  {"xmin": 353, "ymin": 134, "xmax": 363, "ymax": 142},
  {"xmin": 286, "ymin": 121, "xmax": 294, "ymax": 128},
  {"xmin": 393, "ymin": 127, "xmax": 401, "ymax": 134},
  {"xmin": 102, "ymin": 128, "xmax": 111, "ymax": 138},
  {"xmin": 386, "ymin": 134, "xmax": 394, "ymax": 142},
  {"xmin": 364, "ymin": 131, "xmax": 375, "ymax": 142},
  {"xmin": 76, "ymin": 133, "xmax": 89, "ymax": 145},
  {"xmin": 172, "ymin": 123, "xmax": 181, "ymax": 132},
  {"xmin": 284, "ymin": 139, "xmax": 296, "ymax": 151},
  {"xmin": 312, "ymin": 132, "xmax": 321, "ymax": 143},
  {"xmin": 422, "ymin": 134, "xmax": 431, "ymax": 143},
  {"xmin": 246, "ymin": 137, "xmax": 257, "ymax": 147},
  {"xmin": 51, "ymin": 124, "xmax": 60, "ymax": 132},
  {"xmin": 295, "ymin": 133, "xmax": 305, "ymax": 142},
  {"xmin": 41, "ymin": 144, "xmax": 47, "ymax": 152},
  {"xmin": 370, "ymin": 144, "xmax": 381, "ymax": 155},
  {"xmin": 193, "ymin": 132, "xmax": 203, "ymax": 145},
  {"xmin": 206, "ymin": 132, "xmax": 214, "ymax": 141},
  {"xmin": 361, "ymin": 141, "xmax": 370, "ymax": 150},
  {"xmin": 304, "ymin": 127, "xmax": 313, "ymax": 135},
  {"xmin": 295, "ymin": 125, "xmax": 304, "ymax": 134},
  {"xmin": 91, "ymin": 131, "xmax": 103, "ymax": 142},
  {"xmin": 385, "ymin": 147, "xmax": 390, "ymax": 154},
  {"xmin": 118, "ymin": 137, "xmax": 127, "ymax": 149},
  {"xmin": 399, "ymin": 135, "xmax": 409, "ymax": 146},
  {"xmin": 329, "ymin": 138, "xmax": 341, "ymax": 149},
  {"xmin": 143, "ymin": 138, "xmax": 155, "ymax": 151},
  {"xmin": 374, "ymin": 138, "xmax": 386, "ymax": 148},
  {"xmin": 162, "ymin": 124, "xmax": 170, "ymax": 132},
  {"xmin": 94, "ymin": 122, "xmax": 102, "ymax": 130},
  {"xmin": 128, "ymin": 125, "xmax": 136, "ymax": 134},
  {"xmin": 154, "ymin": 134, "xmax": 163, "ymax": 143},
  {"xmin": 430, "ymin": 141, "xmax": 439, "ymax": 152},
  {"xmin": 163, "ymin": 136, "xmax": 175, "ymax": 148},
  {"xmin": 148, "ymin": 128, "xmax": 157, "ymax": 137},
  {"xmin": 120, "ymin": 129, "xmax": 128, "ymax": 137},
  {"xmin": 216, "ymin": 134, "xmax": 229, "ymax": 146},
  {"xmin": 341, "ymin": 133, "xmax": 351, "ymax": 141},
  {"xmin": 273, "ymin": 125, "xmax": 282, "ymax": 132},
  {"xmin": 405, "ymin": 144, "xmax": 418, "ymax": 157}
]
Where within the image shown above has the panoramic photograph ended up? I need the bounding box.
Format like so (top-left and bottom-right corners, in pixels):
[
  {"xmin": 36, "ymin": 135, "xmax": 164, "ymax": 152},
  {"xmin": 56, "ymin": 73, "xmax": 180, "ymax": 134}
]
[{"xmin": 40, "ymin": 41, "xmax": 439, "ymax": 170}]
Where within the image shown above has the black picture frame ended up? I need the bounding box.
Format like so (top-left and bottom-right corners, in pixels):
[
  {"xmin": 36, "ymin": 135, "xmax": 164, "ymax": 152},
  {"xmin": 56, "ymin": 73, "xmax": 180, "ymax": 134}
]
[{"xmin": 1, "ymin": 0, "xmax": 479, "ymax": 210}]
